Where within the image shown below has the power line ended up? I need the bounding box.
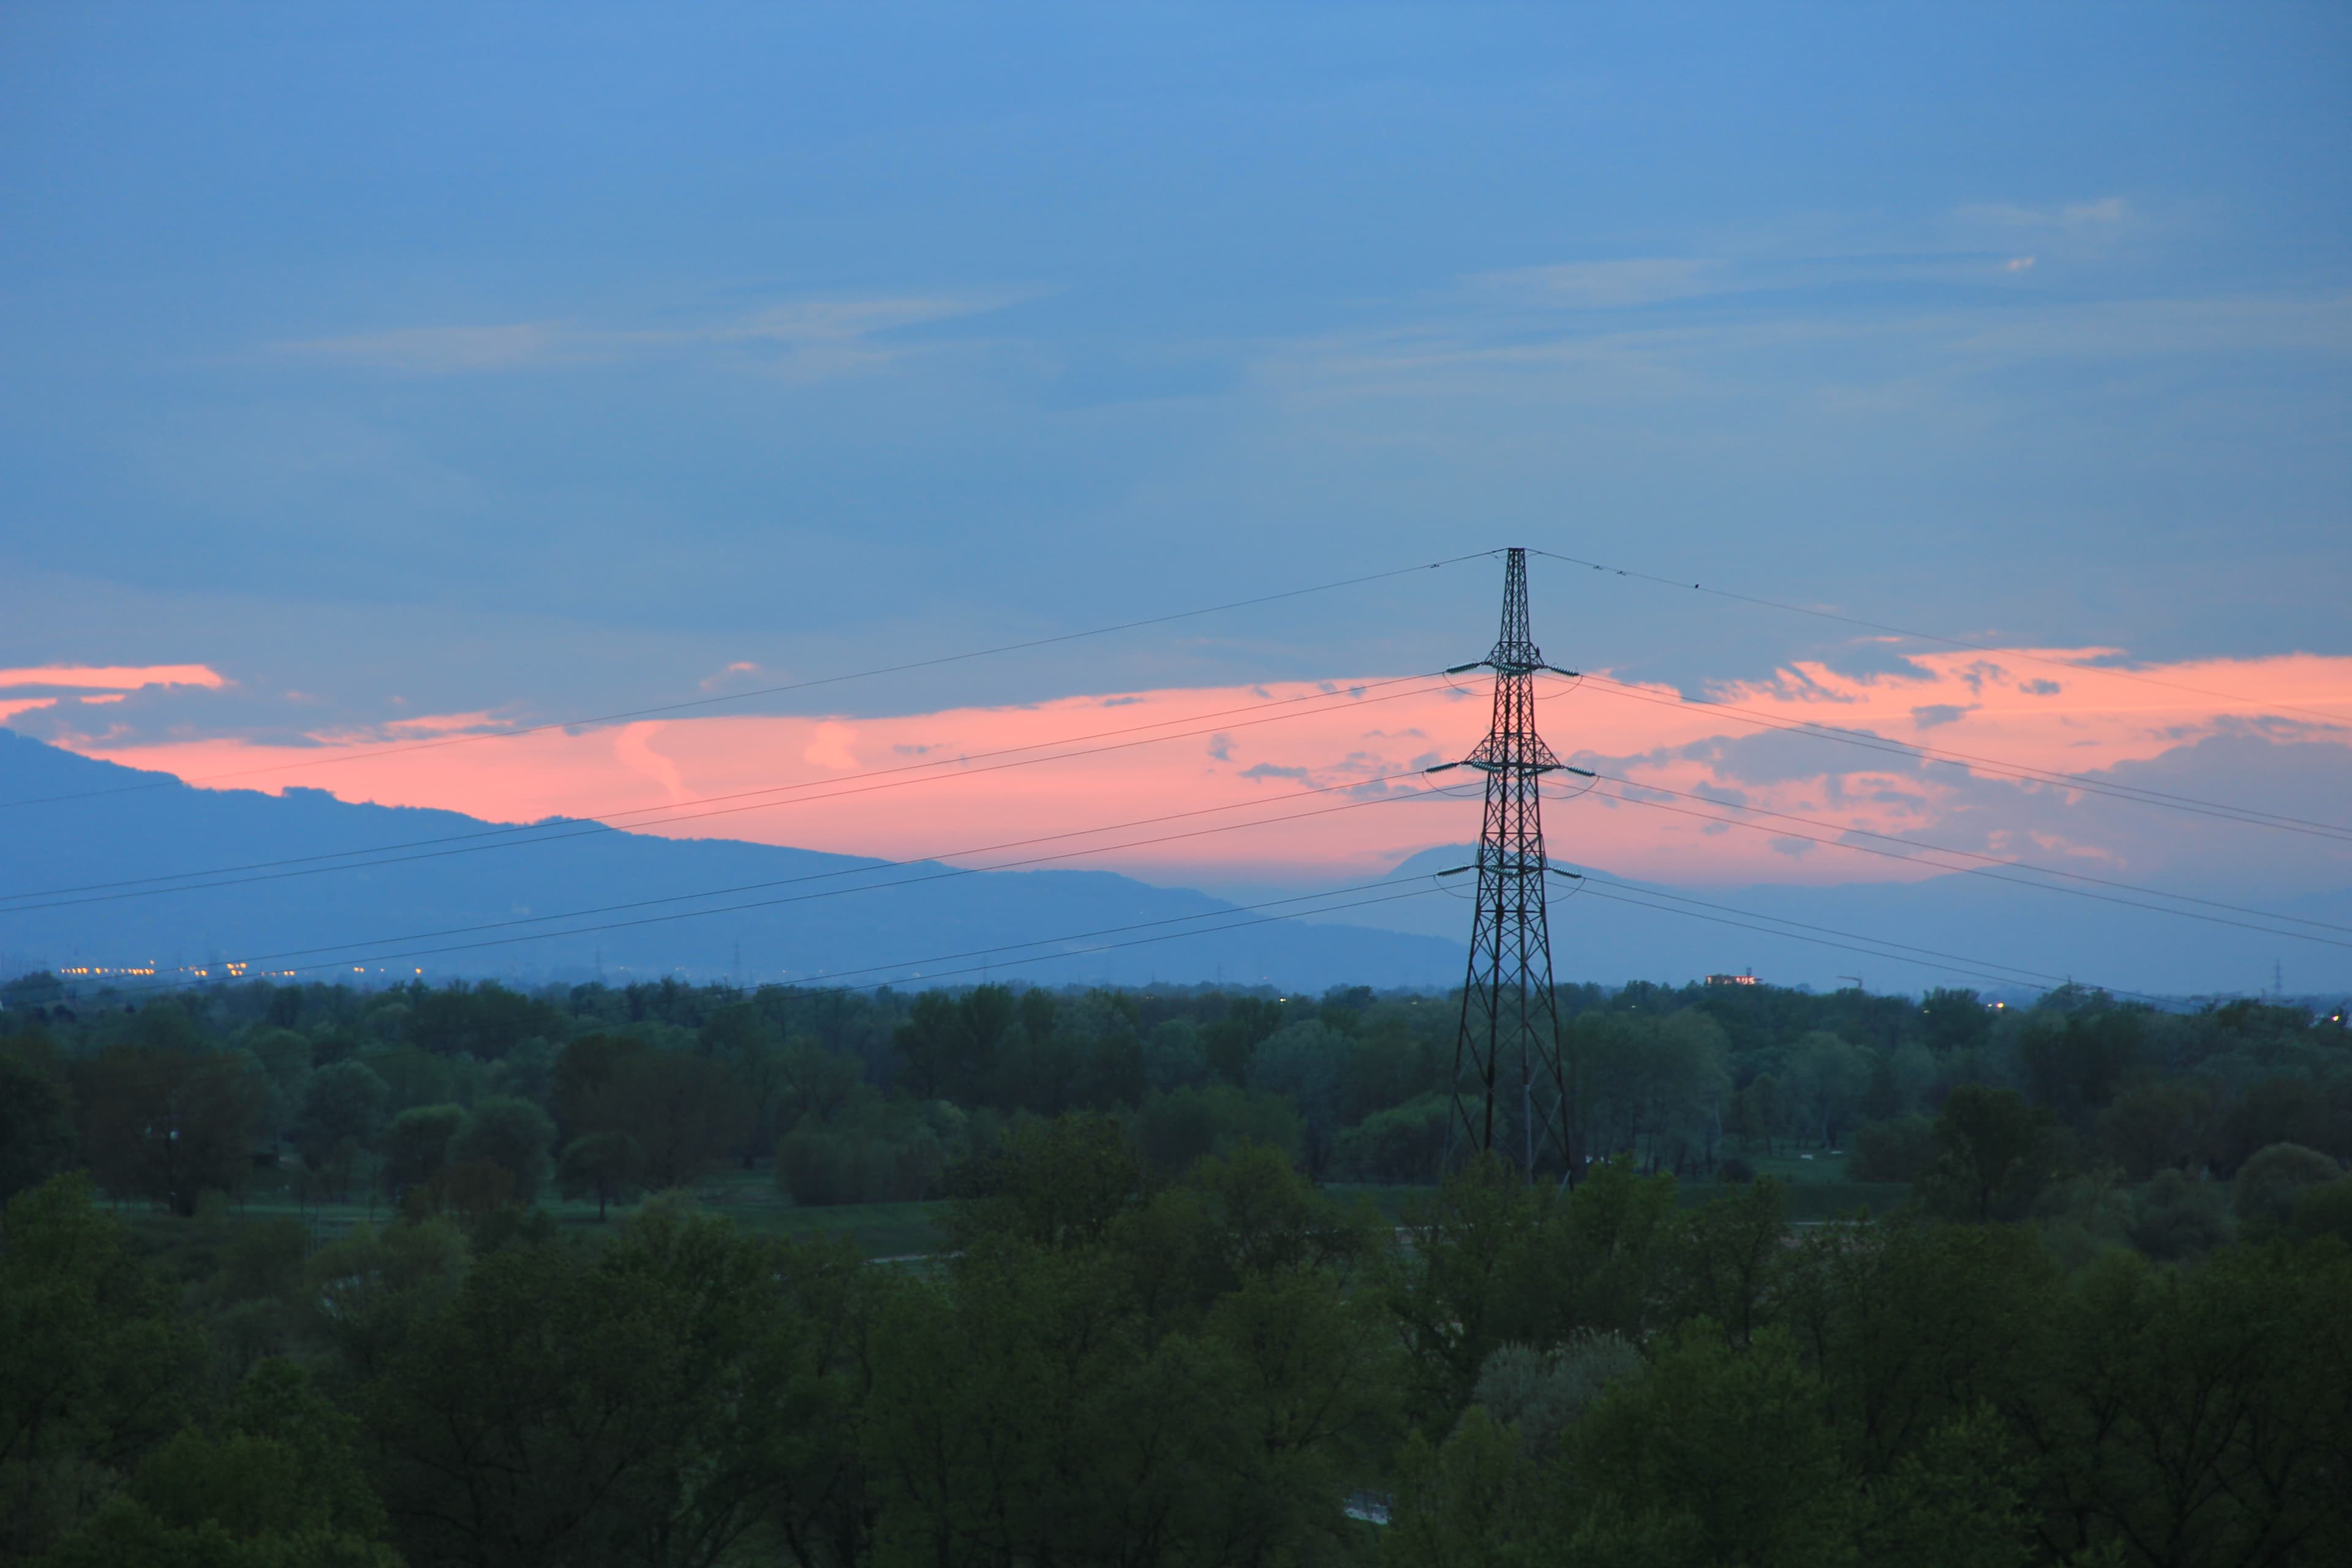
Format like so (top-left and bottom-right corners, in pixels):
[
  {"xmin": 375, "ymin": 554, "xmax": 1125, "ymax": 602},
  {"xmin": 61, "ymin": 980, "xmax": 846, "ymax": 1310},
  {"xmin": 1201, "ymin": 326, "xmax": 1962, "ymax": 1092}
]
[
  {"xmin": 23, "ymin": 761, "xmax": 1466, "ymax": 998},
  {"xmin": 4, "ymin": 672, "xmax": 1458, "ymax": 910},
  {"xmin": 1578, "ymin": 772, "xmax": 2352, "ymax": 950},
  {"xmin": 1529, "ymin": 547, "xmax": 2351, "ymax": 727},
  {"xmin": 1575, "ymin": 879, "xmax": 2173, "ymax": 1006},
  {"xmin": 0, "ymin": 550, "xmax": 1502, "ymax": 812},
  {"xmin": 12, "ymin": 877, "xmax": 1457, "ymax": 1100},
  {"xmin": 747, "ymin": 880, "xmax": 1446, "ymax": 993}
]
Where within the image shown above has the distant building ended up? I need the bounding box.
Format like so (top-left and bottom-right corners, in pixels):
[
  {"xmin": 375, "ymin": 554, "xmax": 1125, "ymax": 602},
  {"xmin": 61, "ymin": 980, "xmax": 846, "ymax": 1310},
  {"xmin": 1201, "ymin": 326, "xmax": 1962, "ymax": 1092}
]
[{"xmin": 1705, "ymin": 972, "xmax": 1759, "ymax": 987}]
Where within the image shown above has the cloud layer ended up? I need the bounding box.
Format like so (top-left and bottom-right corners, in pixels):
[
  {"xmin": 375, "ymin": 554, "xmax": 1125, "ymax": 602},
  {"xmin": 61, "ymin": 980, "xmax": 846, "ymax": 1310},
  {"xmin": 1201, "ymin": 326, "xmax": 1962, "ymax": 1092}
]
[{"xmin": 39, "ymin": 647, "xmax": 2350, "ymax": 904}]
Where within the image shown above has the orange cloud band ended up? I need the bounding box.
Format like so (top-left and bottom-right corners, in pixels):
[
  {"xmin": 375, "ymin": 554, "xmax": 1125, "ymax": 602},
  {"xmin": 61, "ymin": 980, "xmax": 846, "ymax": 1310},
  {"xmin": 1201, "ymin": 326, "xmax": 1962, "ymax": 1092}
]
[
  {"xmin": 58, "ymin": 648, "xmax": 2352, "ymax": 890},
  {"xmin": 0, "ymin": 663, "xmax": 227, "ymax": 692}
]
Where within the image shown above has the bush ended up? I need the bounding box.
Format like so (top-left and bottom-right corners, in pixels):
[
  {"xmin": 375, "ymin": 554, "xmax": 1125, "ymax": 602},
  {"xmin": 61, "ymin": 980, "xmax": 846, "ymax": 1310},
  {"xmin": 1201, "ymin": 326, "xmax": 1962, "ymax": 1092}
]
[
  {"xmin": 1135, "ymin": 1084, "xmax": 1303, "ymax": 1177},
  {"xmin": 2234, "ymin": 1142, "xmax": 2342, "ymax": 1237},
  {"xmin": 2127, "ymin": 1169, "xmax": 2233, "ymax": 1261},
  {"xmin": 1472, "ymin": 1332, "xmax": 1642, "ymax": 1460},
  {"xmin": 1329, "ymin": 1092, "xmax": 1447, "ymax": 1183},
  {"xmin": 2289, "ymin": 1176, "xmax": 2352, "ymax": 1246},
  {"xmin": 1715, "ymin": 1156, "xmax": 1756, "ymax": 1185}
]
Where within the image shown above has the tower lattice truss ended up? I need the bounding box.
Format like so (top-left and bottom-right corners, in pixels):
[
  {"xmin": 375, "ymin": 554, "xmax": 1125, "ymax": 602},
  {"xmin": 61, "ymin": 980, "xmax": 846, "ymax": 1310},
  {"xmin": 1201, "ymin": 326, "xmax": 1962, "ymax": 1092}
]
[{"xmin": 1447, "ymin": 547, "xmax": 1578, "ymax": 1176}]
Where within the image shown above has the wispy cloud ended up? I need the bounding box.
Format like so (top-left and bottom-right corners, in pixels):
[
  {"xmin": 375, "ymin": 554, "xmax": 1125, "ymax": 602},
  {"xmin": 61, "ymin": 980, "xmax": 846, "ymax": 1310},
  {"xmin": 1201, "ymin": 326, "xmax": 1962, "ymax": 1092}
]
[
  {"xmin": 1956, "ymin": 195, "xmax": 2129, "ymax": 231},
  {"xmin": 272, "ymin": 295, "xmax": 1019, "ymax": 375},
  {"xmin": 1469, "ymin": 258, "xmax": 1728, "ymax": 309}
]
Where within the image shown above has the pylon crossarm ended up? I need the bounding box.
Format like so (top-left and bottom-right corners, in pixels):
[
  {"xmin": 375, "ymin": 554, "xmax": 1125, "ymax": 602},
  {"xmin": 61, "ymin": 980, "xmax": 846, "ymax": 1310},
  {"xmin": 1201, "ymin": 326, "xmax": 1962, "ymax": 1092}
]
[{"xmin": 1447, "ymin": 547, "xmax": 1578, "ymax": 1186}]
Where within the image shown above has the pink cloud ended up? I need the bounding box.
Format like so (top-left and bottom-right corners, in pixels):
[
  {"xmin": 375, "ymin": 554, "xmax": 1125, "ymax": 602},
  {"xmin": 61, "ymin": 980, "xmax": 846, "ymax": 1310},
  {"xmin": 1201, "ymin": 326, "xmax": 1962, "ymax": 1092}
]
[
  {"xmin": 56, "ymin": 650, "xmax": 2352, "ymax": 892},
  {"xmin": 0, "ymin": 663, "xmax": 227, "ymax": 692}
]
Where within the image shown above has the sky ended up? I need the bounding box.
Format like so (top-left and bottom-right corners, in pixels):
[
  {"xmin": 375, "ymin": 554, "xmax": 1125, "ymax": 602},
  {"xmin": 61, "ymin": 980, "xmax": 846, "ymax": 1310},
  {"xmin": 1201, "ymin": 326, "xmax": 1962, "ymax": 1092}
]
[{"xmin": 2, "ymin": 4, "xmax": 2348, "ymax": 988}]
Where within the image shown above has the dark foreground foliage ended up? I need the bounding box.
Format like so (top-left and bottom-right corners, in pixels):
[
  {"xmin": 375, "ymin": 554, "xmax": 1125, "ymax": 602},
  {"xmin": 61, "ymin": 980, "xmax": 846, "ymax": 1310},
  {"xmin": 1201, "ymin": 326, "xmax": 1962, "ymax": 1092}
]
[
  {"xmin": 5, "ymin": 972, "xmax": 2350, "ymax": 1564},
  {"xmin": 4, "ymin": 1121, "xmax": 2349, "ymax": 1568}
]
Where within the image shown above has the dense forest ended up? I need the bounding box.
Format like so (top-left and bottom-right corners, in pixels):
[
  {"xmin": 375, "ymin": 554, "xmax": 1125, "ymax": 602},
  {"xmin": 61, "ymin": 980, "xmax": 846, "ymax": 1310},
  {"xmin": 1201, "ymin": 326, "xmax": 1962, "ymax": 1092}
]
[{"xmin": 3, "ymin": 970, "xmax": 2350, "ymax": 1564}]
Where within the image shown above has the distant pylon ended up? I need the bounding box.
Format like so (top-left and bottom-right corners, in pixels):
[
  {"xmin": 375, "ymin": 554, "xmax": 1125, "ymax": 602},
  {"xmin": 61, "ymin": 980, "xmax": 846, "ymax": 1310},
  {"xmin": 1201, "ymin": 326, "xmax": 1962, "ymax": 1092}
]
[{"xmin": 1438, "ymin": 548, "xmax": 1589, "ymax": 1180}]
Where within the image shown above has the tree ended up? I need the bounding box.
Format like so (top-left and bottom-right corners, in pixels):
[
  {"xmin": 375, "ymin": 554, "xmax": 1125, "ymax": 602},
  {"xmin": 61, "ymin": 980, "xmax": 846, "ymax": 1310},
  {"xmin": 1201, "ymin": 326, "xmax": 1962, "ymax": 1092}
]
[
  {"xmin": 2126, "ymin": 1169, "xmax": 2233, "ymax": 1260},
  {"xmin": 1134, "ymin": 1083, "xmax": 1303, "ymax": 1177},
  {"xmin": 1329, "ymin": 1092, "xmax": 1446, "ymax": 1183},
  {"xmin": 2098, "ymin": 1079, "xmax": 2214, "ymax": 1180},
  {"xmin": 43, "ymin": 1360, "xmax": 401, "ymax": 1567},
  {"xmin": 559, "ymin": 1131, "xmax": 644, "ymax": 1220},
  {"xmin": 302, "ymin": 1216, "xmax": 471, "ymax": 1384},
  {"xmin": 2233, "ymin": 1142, "xmax": 2342, "ymax": 1238},
  {"xmin": 889, "ymin": 992, "xmax": 960, "ymax": 1101},
  {"xmin": 377, "ymin": 1103, "xmax": 464, "ymax": 1197},
  {"xmin": 1142, "ymin": 1018, "xmax": 1208, "ymax": 1093},
  {"xmin": 1861, "ymin": 1048, "xmax": 1905, "ymax": 1122},
  {"xmin": 0, "ymin": 1176, "xmax": 206, "ymax": 1556},
  {"xmin": 1384, "ymin": 1158, "xmax": 1676, "ymax": 1421},
  {"xmin": 1919, "ymin": 1086, "xmax": 2054, "ymax": 1223},
  {"xmin": 367, "ymin": 1208, "xmax": 834, "ymax": 1568},
  {"xmin": 551, "ymin": 1032, "xmax": 640, "ymax": 1140},
  {"xmin": 0, "ymin": 1039, "xmax": 75, "ymax": 1201},
  {"xmin": 1564, "ymin": 1324, "xmax": 1859, "ymax": 1568},
  {"xmin": 296, "ymin": 1059, "xmax": 390, "ymax": 1167},
  {"xmin": 1382, "ymin": 1408, "xmax": 1550, "ymax": 1568},
  {"xmin": 2220, "ymin": 1076, "xmax": 2352, "ymax": 1173},
  {"xmin": 1572, "ymin": 1009, "xmax": 1731, "ymax": 1171},
  {"xmin": 1245, "ymin": 1020, "xmax": 1350, "ymax": 1175},
  {"xmin": 774, "ymin": 1036, "xmax": 862, "ymax": 1128},
  {"xmin": 1785, "ymin": 1030, "xmax": 1871, "ymax": 1149},
  {"xmin": 1734, "ymin": 1071, "xmax": 1792, "ymax": 1156},
  {"xmin": 700, "ymin": 1005, "xmax": 791, "ymax": 1164},
  {"xmin": 449, "ymin": 1096, "xmax": 556, "ymax": 1204},
  {"xmin": 70, "ymin": 1046, "xmax": 265, "ymax": 1215},
  {"xmin": 1920, "ymin": 989, "xmax": 1992, "ymax": 1055},
  {"xmin": 2028, "ymin": 1244, "xmax": 2352, "ymax": 1564},
  {"xmin": 0, "ymin": 971, "xmax": 64, "ymax": 1011},
  {"xmin": 599, "ymin": 1050, "xmax": 748, "ymax": 1191},
  {"xmin": 405, "ymin": 981, "xmax": 566, "ymax": 1059},
  {"xmin": 1469, "ymin": 1331, "xmax": 1642, "ymax": 1461},
  {"xmin": 242, "ymin": 1027, "xmax": 315, "ymax": 1132},
  {"xmin": 2016, "ymin": 1005, "xmax": 2143, "ymax": 1128},
  {"xmin": 1662, "ymin": 1178, "xmax": 1790, "ymax": 1345},
  {"xmin": 946, "ymin": 1113, "xmax": 1145, "ymax": 1253}
]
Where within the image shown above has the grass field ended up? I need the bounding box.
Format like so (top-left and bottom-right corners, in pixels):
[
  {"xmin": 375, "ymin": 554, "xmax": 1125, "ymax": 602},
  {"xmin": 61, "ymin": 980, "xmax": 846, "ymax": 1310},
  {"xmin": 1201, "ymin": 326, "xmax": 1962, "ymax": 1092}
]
[
  {"xmin": 150, "ymin": 1163, "xmax": 952, "ymax": 1261},
  {"xmin": 1327, "ymin": 1152, "xmax": 1909, "ymax": 1225},
  {"xmin": 132, "ymin": 1151, "xmax": 1905, "ymax": 1265}
]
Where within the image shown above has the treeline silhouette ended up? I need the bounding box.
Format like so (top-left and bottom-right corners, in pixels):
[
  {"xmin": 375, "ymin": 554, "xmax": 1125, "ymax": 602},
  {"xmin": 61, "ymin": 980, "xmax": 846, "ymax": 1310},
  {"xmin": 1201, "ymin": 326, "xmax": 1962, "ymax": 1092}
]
[
  {"xmin": 4, "ymin": 970, "xmax": 2348, "ymax": 1213},
  {"xmin": 3, "ymin": 972, "xmax": 2351, "ymax": 1564}
]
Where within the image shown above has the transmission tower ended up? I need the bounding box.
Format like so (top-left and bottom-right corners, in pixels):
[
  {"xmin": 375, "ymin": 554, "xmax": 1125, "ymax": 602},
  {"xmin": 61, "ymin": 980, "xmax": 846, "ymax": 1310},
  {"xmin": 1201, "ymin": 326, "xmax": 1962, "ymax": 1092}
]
[{"xmin": 1438, "ymin": 548, "xmax": 1589, "ymax": 1179}]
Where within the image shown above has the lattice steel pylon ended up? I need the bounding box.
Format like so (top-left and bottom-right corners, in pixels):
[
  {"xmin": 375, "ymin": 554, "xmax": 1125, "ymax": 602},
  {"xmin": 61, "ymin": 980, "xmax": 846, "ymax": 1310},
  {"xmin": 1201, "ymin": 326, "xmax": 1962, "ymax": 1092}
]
[{"xmin": 1439, "ymin": 548, "xmax": 1589, "ymax": 1180}]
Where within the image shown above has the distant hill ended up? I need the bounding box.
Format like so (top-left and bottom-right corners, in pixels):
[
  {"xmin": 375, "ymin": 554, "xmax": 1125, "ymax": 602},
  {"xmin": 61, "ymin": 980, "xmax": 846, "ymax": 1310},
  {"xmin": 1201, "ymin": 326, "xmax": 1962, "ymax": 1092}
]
[
  {"xmin": 0, "ymin": 729, "xmax": 1464, "ymax": 992},
  {"xmin": 1362, "ymin": 844, "xmax": 2352, "ymax": 1001}
]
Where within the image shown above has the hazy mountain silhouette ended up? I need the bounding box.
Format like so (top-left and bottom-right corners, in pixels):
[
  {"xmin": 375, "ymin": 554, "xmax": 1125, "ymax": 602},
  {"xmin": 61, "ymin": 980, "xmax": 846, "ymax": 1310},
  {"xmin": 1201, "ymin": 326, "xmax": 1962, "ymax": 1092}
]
[{"xmin": 0, "ymin": 729, "xmax": 1464, "ymax": 992}]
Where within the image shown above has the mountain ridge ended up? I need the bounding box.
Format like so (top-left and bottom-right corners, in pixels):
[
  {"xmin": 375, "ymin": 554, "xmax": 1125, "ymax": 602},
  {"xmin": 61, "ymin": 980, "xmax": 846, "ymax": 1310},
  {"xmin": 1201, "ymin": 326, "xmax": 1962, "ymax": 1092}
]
[{"xmin": 0, "ymin": 729, "xmax": 1465, "ymax": 990}]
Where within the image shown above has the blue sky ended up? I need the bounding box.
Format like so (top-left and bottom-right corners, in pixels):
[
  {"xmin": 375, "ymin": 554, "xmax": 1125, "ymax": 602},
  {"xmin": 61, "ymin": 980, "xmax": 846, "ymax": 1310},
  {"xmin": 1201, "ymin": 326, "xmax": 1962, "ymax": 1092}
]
[{"xmin": 1, "ymin": 2, "xmax": 2346, "ymax": 736}]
